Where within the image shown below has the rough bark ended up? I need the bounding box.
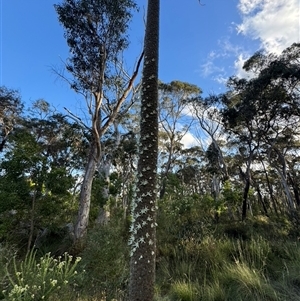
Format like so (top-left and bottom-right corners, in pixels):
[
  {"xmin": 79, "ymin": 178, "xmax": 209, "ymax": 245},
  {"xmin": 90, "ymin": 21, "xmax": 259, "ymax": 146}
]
[{"xmin": 129, "ymin": 0, "xmax": 159, "ymax": 300}]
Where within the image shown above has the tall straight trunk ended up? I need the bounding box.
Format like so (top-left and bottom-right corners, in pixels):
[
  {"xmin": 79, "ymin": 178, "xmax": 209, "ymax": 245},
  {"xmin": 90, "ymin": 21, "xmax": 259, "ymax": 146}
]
[
  {"xmin": 159, "ymin": 139, "xmax": 174, "ymax": 199},
  {"xmin": 261, "ymin": 159, "xmax": 278, "ymax": 216},
  {"xmin": 27, "ymin": 190, "xmax": 37, "ymax": 253},
  {"xmin": 129, "ymin": 0, "xmax": 159, "ymax": 300},
  {"xmin": 74, "ymin": 140, "xmax": 99, "ymax": 247},
  {"xmin": 240, "ymin": 159, "xmax": 252, "ymax": 221},
  {"xmin": 288, "ymin": 172, "xmax": 300, "ymax": 207},
  {"xmin": 275, "ymin": 166, "xmax": 295, "ymax": 211},
  {"xmin": 255, "ymin": 183, "xmax": 269, "ymax": 216},
  {"xmin": 73, "ymin": 54, "xmax": 143, "ymax": 247},
  {"xmin": 269, "ymin": 148, "xmax": 295, "ymax": 212},
  {"xmin": 212, "ymin": 138, "xmax": 229, "ymax": 181},
  {"xmin": 242, "ymin": 174, "xmax": 251, "ymax": 220}
]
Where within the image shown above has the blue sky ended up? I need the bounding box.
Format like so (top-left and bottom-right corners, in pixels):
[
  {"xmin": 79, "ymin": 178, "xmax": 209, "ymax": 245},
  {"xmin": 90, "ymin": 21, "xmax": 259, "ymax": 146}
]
[{"xmin": 1, "ymin": 0, "xmax": 299, "ymax": 114}]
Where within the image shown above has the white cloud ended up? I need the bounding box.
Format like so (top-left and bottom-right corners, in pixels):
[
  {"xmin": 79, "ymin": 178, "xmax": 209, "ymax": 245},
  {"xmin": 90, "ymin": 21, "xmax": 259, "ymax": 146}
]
[
  {"xmin": 213, "ymin": 74, "xmax": 228, "ymax": 85},
  {"xmin": 200, "ymin": 39, "xmax": 239, "ymax": 81},
  {"xmin": 201, "ymin": 59, "xmax": 224, "ymax": 77},
  {"xmin": 200, "ymin": 0, "xmax": 299, "ymax": 85},
  {"xmin": 181, "ymin": 131, "xmax": 198, "ymax": 149},
  {"xmin": 238, "ymin": 0, "xmax": 265, "ymax": 15},
  {"xmin": 200, "ymin": 37, "xmax": 251, "ymax": 83},
  {"xmin": 220, "ymin": 39, "xmax": 244, "ymax": 57},
  {"xmin": 237, "ymin": 0, "xmax": 299, "ymax": 54},
  {"xmin": 233, "ymin": 53, "xmax": 256, "ymax": 79}
]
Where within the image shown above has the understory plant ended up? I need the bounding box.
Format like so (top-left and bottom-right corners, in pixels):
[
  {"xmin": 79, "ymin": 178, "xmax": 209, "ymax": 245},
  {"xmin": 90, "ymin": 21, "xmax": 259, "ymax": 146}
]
[
  {"xmin": 3, "ymin": 249, "xmax": 81, "ymax": 301},
  {"xmin": 77, "ymin": 215, "xmax": 130, "ymax": 300}
]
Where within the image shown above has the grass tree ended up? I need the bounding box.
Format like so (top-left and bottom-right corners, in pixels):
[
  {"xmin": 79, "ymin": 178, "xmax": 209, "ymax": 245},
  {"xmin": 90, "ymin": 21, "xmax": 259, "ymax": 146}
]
[{"xmin": 128, "ymin": 0, "xmax": 160, "ymax": 300}]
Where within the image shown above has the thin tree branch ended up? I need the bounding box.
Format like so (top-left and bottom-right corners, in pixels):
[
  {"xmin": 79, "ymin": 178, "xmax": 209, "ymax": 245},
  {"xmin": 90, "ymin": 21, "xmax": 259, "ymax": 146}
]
[
  {"xmin": 63, "ymin": 107, "xmax": 90, "ymax": 130},
  {"xmin": 101, "ymin": 51, "xmax": 144, "ymax": 135}
]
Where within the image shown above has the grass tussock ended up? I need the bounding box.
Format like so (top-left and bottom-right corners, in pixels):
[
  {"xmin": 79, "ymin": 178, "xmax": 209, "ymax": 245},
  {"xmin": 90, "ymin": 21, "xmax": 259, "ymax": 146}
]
[{"xmin": 2, "ymin": 212, "xmax": 300, "ymax": 300}]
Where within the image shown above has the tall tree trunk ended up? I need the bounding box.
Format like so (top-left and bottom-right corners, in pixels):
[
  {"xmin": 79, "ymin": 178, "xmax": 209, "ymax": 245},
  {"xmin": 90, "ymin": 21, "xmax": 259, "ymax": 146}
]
[
  {"xmin": 269, "ymin": 148, "xmax": 295, "ymax": 212},
  {"xmin": 240, "ymin": 150, "xmax": 255, "ymax": 221},
  {"xmin": 288, "ymin": 172, "xmax": 300, "ymax": 207},
  {"xmin": 275, "ymin": 166, "xmax": 295, "ymax": 211},
  {"xmin": 129, "ymin": 0, "xmax": 159, "ymax": 300},
  {"xmin": 240, "ymin": 163, "xmax": 252, "ymax": 221},
  {"xmin": 261, "ymin": 159, "xmax": 278, "ymax": 216},
  {"xmin": 159, "ymin": 138, "xmax": 174, "ymax": 199},
  {"xmin": 254, "ymin": 183, "xmax": 269, "ymax": 216},
  {"xmin": 212, "ymin": 138, "xmax": 229, "ymax": 181},
  {"xmin": 27, "ymin": 190, "xmax": 37, "ymax": 253},
  {"xmin": 242, "ymin": 175, "xmax": 250, "ymax": 220},
  {"xmin": 74, "ymin": 140, "xmax": 99, "ymax": 247},
  {"xmin": 73, "ymin": 54, "xmax": 143, "ymax": 247}
]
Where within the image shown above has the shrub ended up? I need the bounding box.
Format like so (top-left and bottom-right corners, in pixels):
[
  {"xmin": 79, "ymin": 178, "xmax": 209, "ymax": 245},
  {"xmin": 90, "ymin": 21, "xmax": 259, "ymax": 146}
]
[
  {"xmin": 78, "ymin": 222, "xmax": 129, "ymax": 300},
  {"xmin": 3, "ymin": 249, "xmax": 81, "ymax": 301}
]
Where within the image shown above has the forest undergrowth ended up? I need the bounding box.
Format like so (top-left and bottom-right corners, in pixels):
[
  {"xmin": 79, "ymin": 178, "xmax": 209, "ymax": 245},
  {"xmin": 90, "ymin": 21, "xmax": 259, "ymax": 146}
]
[{"xmin": 2, "ymin": 204, "xmax": 300, "ymax": 301}]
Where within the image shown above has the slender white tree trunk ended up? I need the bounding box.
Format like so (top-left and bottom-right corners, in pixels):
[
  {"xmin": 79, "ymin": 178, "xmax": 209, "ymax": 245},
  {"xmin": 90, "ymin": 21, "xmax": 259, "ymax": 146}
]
[{"xmin": 74, "ymin": 141, "xmax": 98, "ymax": 246}]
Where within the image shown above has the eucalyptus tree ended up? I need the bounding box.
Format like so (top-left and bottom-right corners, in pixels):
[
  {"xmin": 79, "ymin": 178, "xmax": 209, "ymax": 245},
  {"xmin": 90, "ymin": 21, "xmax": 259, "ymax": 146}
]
[
  {"xmin": 191, "ymin": 95, "xmax": 229, "ymax": 181},
  {"xmin": 128, "ymin": 0, "xmax": 159, "ymax": 299},
  {"xmin": 0, "ymin": 86, "xmax": 23, "ymax": 153},
  {"xmin": 221, "ymin": 78, "xmax": 265, "ymax": 220},
  {"xmin": 54, "ymin": 0, "xmax": 143, "ymax": 246},
  {"xmin": 221, "ymin": 43, "xmax": 300, "ymax": 220},
  {"xmin": 190, "ymin": 95, "xmax": 230, "ymax": 220},
  {"xmin": 243, "ymin": 43, "xmax": 300, "ymax": 214},
  {"xmin": 0, "ymin": 100, "xmax": 83, "ymax": 250},
  {"xmin": 158, "ymin": 80, "xmax": 200, "ymax": 199}
]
